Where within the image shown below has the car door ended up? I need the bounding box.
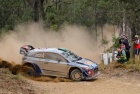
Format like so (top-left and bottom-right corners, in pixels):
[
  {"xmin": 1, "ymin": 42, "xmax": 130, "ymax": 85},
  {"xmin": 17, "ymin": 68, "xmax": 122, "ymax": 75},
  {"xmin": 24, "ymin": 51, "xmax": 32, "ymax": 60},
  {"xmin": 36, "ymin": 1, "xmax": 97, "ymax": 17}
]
[
  {"xmin": 31, "ymin": 52, "xmax": 47, "ymax": 69},
  {"xmin": 42, "ymin": 52, "xmax": 69, "ymax": 77}
]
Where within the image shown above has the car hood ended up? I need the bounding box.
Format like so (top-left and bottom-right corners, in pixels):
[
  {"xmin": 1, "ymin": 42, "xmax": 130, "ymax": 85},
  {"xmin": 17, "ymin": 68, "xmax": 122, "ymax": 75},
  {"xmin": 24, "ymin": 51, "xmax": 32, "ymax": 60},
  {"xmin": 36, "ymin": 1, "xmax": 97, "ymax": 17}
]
[{"xmin": 76, "ymin": 58, "xmax": 97, "ymax": 68}]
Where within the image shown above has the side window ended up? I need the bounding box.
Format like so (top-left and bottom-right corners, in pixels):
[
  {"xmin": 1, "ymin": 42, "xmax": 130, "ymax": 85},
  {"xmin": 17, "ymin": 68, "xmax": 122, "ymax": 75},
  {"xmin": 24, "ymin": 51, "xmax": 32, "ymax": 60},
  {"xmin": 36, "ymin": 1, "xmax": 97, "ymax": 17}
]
[
  {"xmin": 45, "ymin": 53, "xmax": 67, "ymax": 62},
  {"xmin": 44, "ymin": 53, "xmax": 53, "ymax": 60},
  {"xmin": 34, "ymin": 53, "xmax": 43, "ymax": 58}
]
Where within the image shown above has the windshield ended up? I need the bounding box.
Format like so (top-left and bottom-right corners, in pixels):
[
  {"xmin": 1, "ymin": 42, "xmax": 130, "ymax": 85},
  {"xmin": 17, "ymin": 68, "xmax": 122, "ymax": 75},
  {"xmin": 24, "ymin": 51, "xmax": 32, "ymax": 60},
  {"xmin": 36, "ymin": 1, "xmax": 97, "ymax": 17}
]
[{"xmin": 61, "ymin": 50, "xmax": 82, "ymax": 62}]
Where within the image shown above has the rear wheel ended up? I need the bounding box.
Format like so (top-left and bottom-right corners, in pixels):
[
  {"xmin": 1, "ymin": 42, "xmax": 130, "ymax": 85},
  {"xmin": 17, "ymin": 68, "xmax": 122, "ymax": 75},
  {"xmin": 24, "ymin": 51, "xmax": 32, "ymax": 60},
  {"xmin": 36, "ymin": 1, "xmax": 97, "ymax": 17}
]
[
  {"xmin": 70, "ymin": 69, "xmax": 82, "ymax": 81},
  {"xmin": 21, "ymin": 66, "xmax": 35, "ymax": 77}
]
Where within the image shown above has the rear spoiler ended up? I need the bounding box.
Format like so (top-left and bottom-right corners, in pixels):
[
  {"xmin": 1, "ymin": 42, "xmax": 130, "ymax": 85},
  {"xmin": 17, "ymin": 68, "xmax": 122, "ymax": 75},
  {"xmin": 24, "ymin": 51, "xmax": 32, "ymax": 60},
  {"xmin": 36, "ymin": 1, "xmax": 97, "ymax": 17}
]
[{"xmin": 20, "ymin": 45, "xmax": 34, "ymax": 55}]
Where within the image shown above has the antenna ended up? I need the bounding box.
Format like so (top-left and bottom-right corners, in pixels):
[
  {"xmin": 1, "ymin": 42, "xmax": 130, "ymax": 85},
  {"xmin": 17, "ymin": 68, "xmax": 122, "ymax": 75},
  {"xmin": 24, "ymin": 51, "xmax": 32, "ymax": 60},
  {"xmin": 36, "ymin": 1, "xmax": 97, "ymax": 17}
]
[{"xmin": 45, "ymin": 40, "xmax": 47, "ymax": 48}]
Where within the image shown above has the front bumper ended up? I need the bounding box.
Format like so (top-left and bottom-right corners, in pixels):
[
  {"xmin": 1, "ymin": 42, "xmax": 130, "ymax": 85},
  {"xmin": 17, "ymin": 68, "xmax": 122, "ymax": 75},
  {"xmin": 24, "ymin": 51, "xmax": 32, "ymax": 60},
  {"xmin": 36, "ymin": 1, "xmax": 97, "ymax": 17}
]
[{"xmin": 84, "ymin": 71, "xmax": 100, "ymax": 80}]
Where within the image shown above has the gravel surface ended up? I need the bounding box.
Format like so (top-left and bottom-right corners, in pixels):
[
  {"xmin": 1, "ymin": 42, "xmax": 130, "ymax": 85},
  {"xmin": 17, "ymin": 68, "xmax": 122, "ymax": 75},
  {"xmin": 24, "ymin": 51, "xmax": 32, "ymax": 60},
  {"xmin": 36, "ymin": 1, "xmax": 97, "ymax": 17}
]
[{"xmin": 28, "ymin": 72, "xmax": 140, "ymax": 94}]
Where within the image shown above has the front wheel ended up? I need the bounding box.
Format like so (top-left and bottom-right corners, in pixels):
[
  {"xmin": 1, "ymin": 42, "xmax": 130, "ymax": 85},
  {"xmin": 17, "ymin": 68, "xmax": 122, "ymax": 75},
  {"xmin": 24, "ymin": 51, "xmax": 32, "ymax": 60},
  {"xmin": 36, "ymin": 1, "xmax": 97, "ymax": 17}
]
[{"xmin": 70, "ymin": 69, "xmax": 82, "ymax": 81}]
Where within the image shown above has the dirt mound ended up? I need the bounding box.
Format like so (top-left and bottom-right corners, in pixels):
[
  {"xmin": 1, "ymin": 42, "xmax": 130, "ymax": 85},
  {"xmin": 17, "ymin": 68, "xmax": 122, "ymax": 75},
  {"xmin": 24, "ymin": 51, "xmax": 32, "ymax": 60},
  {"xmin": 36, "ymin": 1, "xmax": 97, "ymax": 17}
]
[{"xmin": 0, "ymin": 68, "xmax": 38, "ymax": 94}]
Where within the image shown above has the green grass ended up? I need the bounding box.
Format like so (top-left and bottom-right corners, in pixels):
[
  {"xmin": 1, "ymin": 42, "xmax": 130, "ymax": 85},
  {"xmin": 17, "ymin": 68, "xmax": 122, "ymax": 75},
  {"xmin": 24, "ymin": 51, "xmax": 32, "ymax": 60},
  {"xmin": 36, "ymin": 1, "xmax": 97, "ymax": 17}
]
[{"xmin": 12, "ymin": 74, "xmax": 22, "ymax": 80}]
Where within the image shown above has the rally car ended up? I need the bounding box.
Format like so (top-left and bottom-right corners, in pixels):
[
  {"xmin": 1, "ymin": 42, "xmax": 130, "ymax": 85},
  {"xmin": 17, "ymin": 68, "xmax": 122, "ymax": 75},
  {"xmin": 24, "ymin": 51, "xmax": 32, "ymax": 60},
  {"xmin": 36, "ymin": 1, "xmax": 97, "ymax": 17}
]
[{"xmin": 20, "ymin": 45, "xmax": 99, "ymax": 81}]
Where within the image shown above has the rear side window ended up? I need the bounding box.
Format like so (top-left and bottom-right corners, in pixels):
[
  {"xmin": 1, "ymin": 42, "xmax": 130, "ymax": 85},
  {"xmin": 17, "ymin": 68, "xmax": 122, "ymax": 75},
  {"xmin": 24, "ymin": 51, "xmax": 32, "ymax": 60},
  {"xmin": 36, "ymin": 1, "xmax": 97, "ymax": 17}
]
[
  {"xmin": 33, "ymin": 53, "xmax": 43, "ymax": 58},
  {"xmin": 44, "ymin": 53, "xmax": 67, "ymax": 62}
]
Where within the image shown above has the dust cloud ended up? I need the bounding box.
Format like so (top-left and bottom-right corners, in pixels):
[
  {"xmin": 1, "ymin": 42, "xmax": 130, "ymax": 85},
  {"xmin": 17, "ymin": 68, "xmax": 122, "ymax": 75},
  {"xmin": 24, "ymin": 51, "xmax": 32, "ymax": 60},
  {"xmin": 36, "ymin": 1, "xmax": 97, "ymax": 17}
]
[{"xmin": 0, "ymin": 22, "xmax": 118, "ymax": 64}]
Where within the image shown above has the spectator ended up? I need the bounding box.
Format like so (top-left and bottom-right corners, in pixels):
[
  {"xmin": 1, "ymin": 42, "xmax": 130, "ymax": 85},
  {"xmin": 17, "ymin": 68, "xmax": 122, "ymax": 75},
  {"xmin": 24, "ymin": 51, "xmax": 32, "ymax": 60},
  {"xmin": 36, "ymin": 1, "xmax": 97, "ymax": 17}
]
[
  {"xmin": 133, "ymin": 35, "xmax": 140, "ymax": 61},
  {"xmin": 116, "ymin": 47, "xmax": 127, "ymax": 63},
  {"xmin": 121, "ymin": 43, "xmax": 125, "ymax": 50},
  {"xmin": 119, "ymin": 35, "xmax": 131, "ymax": 61}
]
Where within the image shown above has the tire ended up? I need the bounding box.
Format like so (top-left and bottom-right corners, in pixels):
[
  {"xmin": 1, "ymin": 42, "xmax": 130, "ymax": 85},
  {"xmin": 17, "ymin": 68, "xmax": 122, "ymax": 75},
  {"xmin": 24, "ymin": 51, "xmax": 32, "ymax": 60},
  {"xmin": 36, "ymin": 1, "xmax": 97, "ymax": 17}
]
[
  {"xmin": 70, "ymin": 69, "xmax": 82, "ymax": 81},
  {"xmin": 21, "ymin": 66, "xmax": 36, "ymax": 77}
]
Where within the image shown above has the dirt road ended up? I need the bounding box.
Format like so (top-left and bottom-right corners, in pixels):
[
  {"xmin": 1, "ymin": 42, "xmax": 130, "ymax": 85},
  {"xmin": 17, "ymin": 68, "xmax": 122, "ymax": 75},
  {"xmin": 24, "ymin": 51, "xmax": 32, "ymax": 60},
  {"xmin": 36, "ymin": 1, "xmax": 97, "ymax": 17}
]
[{"xmin": 28, "ymin": 76, "xmax": 140, "ymax": 94}]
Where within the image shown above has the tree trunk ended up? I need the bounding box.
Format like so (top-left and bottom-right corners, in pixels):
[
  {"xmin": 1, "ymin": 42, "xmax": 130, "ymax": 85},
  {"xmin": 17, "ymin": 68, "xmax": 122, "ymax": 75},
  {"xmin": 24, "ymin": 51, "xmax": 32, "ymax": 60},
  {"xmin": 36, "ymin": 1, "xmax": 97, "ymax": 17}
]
[
  {"xmin": 34, "ymin": 0, "xmax": 39, "ymax": 22},
  {"xmin": 40, "ymin": 0, "xmax": 45, "ymax": 20},
  {"xmin": 131, "ymin": 24, "xmax": 137, "ymax": 40},
  {"xmin": 95, "ymin": 23, "xmax": 98, "ymax": 41},
  {"xmin": 122, "ymin": 8, "xmax": 126, "ymax": 35},
  {"xmin": 101, "ymin": 23, "xmax": 103, "ymax": 40},
  {"xmin": 112, "ymin": 26, "xmax": 116, "ymax": 61},
  {"xmin": 122, "ymin": 16, "xmax": 126, "ymax": 34}
]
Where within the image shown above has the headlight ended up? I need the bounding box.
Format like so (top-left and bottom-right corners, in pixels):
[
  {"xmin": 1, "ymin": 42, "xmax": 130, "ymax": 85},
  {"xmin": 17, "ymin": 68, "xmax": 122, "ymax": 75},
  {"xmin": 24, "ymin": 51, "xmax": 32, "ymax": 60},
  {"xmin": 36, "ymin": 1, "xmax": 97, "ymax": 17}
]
[
  {"xmin": 88, "ymin": 70, "xmax": 94, "ymax": 75},
  {"xmin": 83, "ymin": 67, "xmax": 94, "ymax": 75}
]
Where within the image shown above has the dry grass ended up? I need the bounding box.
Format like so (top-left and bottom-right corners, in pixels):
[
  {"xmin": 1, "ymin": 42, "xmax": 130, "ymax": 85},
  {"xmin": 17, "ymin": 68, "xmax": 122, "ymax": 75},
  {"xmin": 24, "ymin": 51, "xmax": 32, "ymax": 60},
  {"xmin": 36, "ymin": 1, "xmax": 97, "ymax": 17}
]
[
  {"xmin": 100, "ymin": 58, "xmax": 140, "ymax": 71},
  {"xmin": 99, "ymin": 59, "xmax": 140, "ymax": 79}
]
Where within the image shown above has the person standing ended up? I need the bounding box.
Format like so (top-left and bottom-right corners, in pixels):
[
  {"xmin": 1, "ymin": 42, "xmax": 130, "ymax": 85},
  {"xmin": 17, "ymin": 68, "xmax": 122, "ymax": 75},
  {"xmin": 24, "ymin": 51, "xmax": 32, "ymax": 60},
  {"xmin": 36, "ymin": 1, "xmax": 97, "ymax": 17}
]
[{"xmin": 133, "ymin": 35, "xmax": 140, "ymax": 61}]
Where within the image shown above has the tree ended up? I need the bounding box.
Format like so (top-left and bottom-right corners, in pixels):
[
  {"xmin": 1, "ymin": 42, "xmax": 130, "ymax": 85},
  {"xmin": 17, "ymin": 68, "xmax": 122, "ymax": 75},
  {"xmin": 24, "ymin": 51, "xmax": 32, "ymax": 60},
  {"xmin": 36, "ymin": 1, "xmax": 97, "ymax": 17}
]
[
  {"xmin": 0, "ymin": 0, "xmax": 140, "ymax": 36},
  {"xmin": 34, "ymin": 0, "xmax": 39, "ymax": 22}
]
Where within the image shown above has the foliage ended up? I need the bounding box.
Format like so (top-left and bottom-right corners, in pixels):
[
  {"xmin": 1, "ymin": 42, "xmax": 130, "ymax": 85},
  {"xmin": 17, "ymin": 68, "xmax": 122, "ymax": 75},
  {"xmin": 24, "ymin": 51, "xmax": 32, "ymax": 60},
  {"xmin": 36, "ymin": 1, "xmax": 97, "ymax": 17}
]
[
  {"xmin": 0, "ymin": 0, "xmax": 33, "ymax": 32},
  {"xmin": 100, "ymin": 38, "xmax": 109, "ymax": 52},
  {"xmin": 0, "ymin": 0, "xmax": 140, "ymax": 34},
  {"xmin": 112, "ymin": 34, "xmax": 120, "ymax": 49}
]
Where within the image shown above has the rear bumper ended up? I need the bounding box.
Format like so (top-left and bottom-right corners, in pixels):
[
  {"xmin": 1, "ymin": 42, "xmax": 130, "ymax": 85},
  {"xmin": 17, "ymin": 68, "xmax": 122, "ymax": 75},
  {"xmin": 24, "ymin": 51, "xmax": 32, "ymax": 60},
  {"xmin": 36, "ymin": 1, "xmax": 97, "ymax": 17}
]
[{"xmin": 84, "ymin": 71, "xmax": 100, "ymax": 80}]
